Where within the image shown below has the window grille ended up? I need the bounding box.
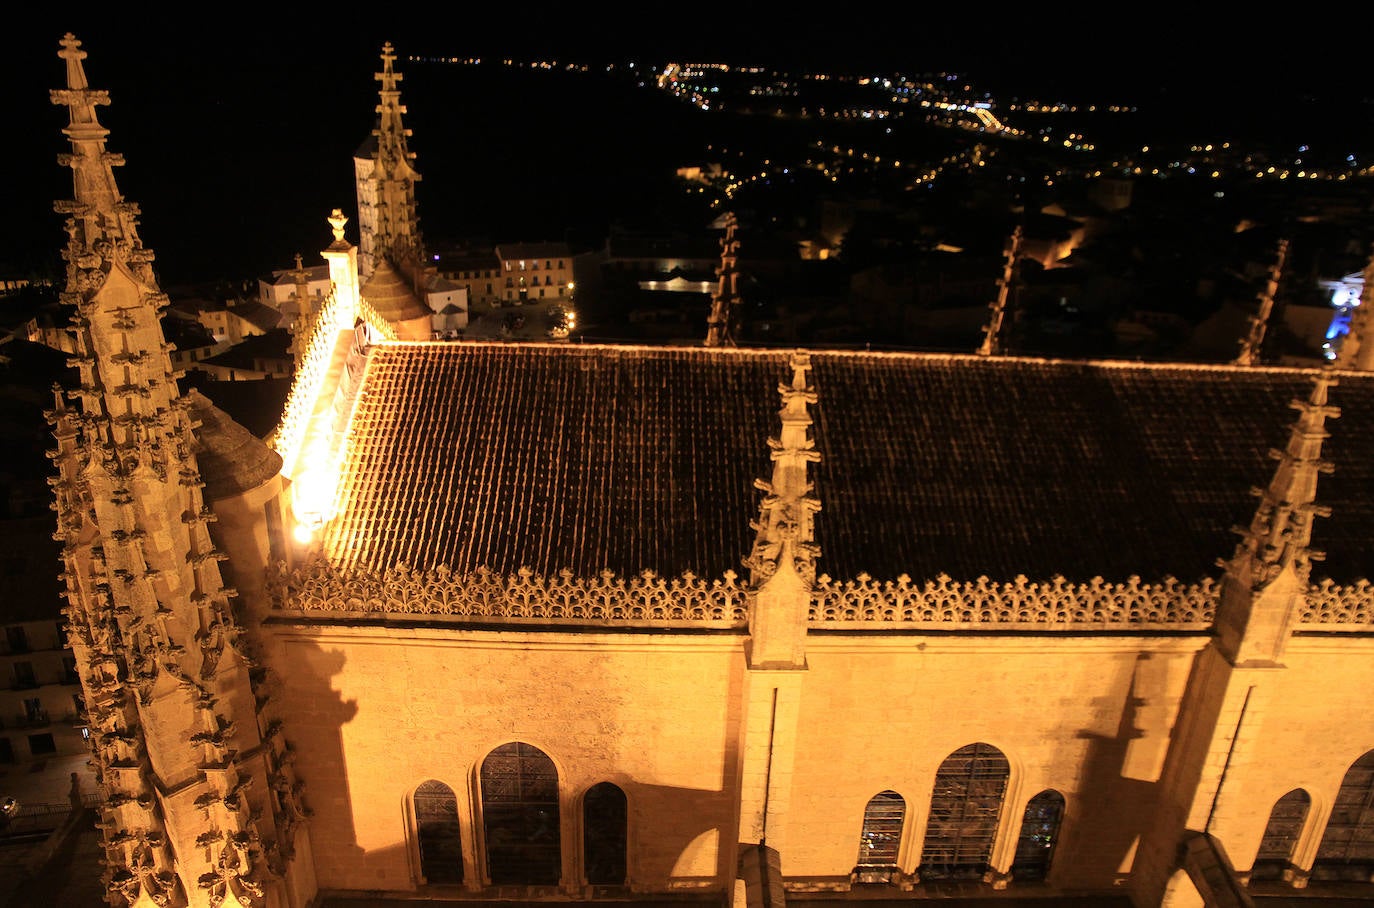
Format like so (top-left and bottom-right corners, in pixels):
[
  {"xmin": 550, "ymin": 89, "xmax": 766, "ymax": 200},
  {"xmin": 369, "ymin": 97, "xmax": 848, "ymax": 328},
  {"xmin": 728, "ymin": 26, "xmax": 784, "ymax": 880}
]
[
  {"xmin": 1313, "ymin": 751, "xmax": 1374, "ymax": 882},
  {"xmin": 583, "ymin": 782, "xmax": 627, "ymax": 885},
  {"xmin": 414, "ymin": 780, "xmax": 462, "ymax": 884},
  {"xmin": 920, "ymin": 743, "xmax": 1010, "ymax": 880},
  {"xmin": 855, "ymin": 790, "xmax": 905, "ymax": 882},
  {"xmin": 481, "ymin": 742, "xmax": 561, "ymax": 885},
  {"xmin": 1250, "ymin": 789, "xmax": 1310, "ymax": 881},
  {"xmin": 1011, "ymin": 790, "xmax": 1065, "ymax": 882}
]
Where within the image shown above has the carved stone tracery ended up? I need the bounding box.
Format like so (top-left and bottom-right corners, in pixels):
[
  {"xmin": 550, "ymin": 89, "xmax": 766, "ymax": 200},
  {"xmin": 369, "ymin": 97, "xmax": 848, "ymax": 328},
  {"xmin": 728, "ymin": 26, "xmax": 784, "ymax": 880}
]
[{"xmin": 268, "ymin": 559, "xmax": 1374, "ymax": 630}]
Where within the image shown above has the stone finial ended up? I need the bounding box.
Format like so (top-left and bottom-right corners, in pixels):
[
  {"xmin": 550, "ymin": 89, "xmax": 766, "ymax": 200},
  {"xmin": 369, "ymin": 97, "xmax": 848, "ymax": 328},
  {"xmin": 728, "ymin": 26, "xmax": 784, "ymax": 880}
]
[{"xmin": 328, "ymin": 209, "xmax": 349, "ymax": 249}]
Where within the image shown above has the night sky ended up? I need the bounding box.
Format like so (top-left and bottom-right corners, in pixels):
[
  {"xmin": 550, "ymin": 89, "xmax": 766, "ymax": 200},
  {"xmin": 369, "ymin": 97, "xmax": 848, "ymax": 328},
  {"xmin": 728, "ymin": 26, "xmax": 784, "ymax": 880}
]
[{"xmin": 4, "ymin": 8, "xmax": 1366, "ymax": 285}]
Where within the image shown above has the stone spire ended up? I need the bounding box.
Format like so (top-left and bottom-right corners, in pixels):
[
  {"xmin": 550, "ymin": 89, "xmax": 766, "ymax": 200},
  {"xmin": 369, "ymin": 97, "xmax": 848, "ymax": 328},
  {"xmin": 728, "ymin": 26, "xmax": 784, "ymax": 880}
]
[
  {"xmin": 746, "ymin": 352, "xmax": 822, "ymax": 586},
  {"xmin": 1214, "ymin": 368, "xmax": 1339, "ymax": 664},
  {"xmin": 706, "ymin": 212, "xmax": 742, "ymax": 347},
  {"xmin": 976, "ymin": 225, "xmax": 1022, "ymax": 356},
  {"xmin": 47, "ymin": 34, "xmax": 276, "ymax": 908},
  {"xmin": 1335, "ymin": 244, "xmax": 1374, "ymax": 371},
  {"xmin": 1234, "ymin": 238, "xmax": 1289, "ymax": 367},
  {"xmin": 366, "ymin": 41, "xmax": 423, "ymax": 280}
]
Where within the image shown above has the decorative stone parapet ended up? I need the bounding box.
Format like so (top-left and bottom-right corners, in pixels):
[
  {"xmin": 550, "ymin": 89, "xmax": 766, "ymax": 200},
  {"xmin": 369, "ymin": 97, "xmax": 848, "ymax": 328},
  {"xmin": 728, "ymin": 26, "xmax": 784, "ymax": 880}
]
[
  {"xmin": 268, "ymin": 561, "xmax": 1374, "ymax": 631},
  {"xmin": 269, "ymin": 559, "xmax": 749, "ymax": 627},
  {"xmin": 1299, "ymin": 577, "xmax": 1374, "ymax": 625},
  {"xmin": 810, "ymin": 573, "xmax": 1219, "ymax": 630}
]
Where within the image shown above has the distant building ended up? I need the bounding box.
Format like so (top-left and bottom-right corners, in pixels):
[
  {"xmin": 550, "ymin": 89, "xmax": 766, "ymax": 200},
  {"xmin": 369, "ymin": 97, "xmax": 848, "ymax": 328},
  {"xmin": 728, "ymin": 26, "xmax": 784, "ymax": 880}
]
[
  {"xmin": 434, "ymin": 243, "xmax": 501, "ymax": 309},
  {"xmin": 170, "ymin": 295, "xmax": 283, "ymax": 345},
  {"xmin": 258, "ymin": 262, "xmax": 331, "ymax": 324},
  {"xmin": 192, "ymin": 328, "xmax": 294, "ymax": 381},
  {"xmin": 496, "ymin": 241, "xmax": 576, "ymax": 305},
  {"xmin": 0, "ymin": 522, "xmax": 85, "ymax": 770}
]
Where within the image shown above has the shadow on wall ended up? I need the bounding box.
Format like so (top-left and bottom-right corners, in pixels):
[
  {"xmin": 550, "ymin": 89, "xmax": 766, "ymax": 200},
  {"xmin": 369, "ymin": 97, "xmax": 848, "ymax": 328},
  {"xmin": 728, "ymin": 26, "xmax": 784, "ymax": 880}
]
[
  {"xmin": 1053, "ymin": 652, "xmax": 1161, "ymax": 889},
  {"xmin": 274, "ymin": 628, "xmax": 746, "ymax": 899}
]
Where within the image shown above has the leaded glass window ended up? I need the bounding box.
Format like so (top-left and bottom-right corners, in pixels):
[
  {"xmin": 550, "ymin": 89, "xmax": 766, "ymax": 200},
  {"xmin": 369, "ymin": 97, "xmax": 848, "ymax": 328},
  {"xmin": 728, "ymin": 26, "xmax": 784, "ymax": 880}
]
[
  {"xmin": 1251, "ymin": 789, "xmax": 1310, "ymax": 882},
  {"xmin": 583, "ymin": 782, "xmax": 627, "ymax": 885},
  {"xmin": 414, "ymin": 779, "xmax": 462, "ymax": 884},
  {"xmin": 1011, "ymin": 790, "xmax": 1065, "ymax": 882},
  {"xmin": 920, "ymin": 743, "xmax": 1010, "ymax": 880},
  {"xmin": 1313, "ymin": 751, "xmax": 1374, "ymax": 882},
  {"xmin": 481, "ymin": 742, "xmax": 561, "ymax": 885}
]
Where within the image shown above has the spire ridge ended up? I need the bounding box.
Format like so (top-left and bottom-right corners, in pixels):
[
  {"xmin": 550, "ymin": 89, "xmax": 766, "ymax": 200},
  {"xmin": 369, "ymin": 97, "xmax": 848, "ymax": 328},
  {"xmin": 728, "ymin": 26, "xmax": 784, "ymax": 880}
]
[
  {"xmin": 746, "ymin": 352, "xmax": 822, "ymax": 585},
  {"xmin": 976, "ymin": 225, "xmax": 1022, "ymax": 356},
  {"xmin": 365, "ymin": 41, "xmax": 423, "ymax": 278},
  {"xmin": 51, "ymin": 34, "xmax": 154, "ymax": 291},
  {"xmin": 1227, "ymin": 368, "xmax": 1339, "ymax": 588},
  {"xmin": 706, "ymin": 212, "xmax": 742, "ymax": 347},
  {"xmin": 1235, "ymin": 237, "xmax": 1289, "ymax": 366},
  {"xmin": 47, "ymin": 37, "xmax": 277, "ymax": 902}
]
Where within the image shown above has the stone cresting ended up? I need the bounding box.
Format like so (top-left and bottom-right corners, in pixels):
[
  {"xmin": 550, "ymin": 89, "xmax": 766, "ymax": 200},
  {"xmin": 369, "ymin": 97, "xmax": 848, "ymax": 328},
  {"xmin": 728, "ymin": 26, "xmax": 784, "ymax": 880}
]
[
  {"xmin": 268, "ymin": 561, "xmax": 1374, "ymax": 630},
  {"xmin": 811, "ymin": 573, "xmax": 1219, "ymax": 629},
  {"xmin": 269, "ymin": 558, "xmax": 751, "ymax": 626},
  {"xmin": 1300, "ymin": 577, "xmax": 1374, "ymax": 625}
]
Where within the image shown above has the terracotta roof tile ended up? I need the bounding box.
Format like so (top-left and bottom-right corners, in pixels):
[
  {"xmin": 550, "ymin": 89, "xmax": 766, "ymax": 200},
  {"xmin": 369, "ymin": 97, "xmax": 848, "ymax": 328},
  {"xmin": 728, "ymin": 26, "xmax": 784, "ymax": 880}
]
[{"xmin": 322, "ymin": 345, "xmax": 1374, "ymax": 585}]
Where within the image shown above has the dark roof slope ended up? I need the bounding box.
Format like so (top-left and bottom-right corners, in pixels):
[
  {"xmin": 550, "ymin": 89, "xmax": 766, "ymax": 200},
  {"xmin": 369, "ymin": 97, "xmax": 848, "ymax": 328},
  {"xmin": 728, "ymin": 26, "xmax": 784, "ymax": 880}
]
[
  {"xmin": 323, "ymin": 344, "xmax": 1374, "ymax": 585},
  {"xmin": 186, "ymin": 390, "xmax": 283, "ymax": 501}
]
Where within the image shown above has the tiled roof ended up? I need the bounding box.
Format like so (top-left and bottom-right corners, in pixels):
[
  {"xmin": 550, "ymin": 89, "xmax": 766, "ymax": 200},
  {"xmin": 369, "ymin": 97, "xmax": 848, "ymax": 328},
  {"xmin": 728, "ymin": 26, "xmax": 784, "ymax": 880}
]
[
  {"xmin": 230, "ymin": 301, "xmax": 284, "ymax": 331},
  {"xmin": 323, "ymin": 345, "xmax": 1374, "ymax": 585}
]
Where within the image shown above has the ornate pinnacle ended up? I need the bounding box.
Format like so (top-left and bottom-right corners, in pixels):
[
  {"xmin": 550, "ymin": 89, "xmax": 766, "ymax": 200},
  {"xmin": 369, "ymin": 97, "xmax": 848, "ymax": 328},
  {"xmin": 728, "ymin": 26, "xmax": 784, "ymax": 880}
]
[
  {"xmin": 51, "ymin": 34, "xmax": 154, "ymax": 293},
  {"xmin": 1226, "ymin": 368, "xmax": 1339, "ymax": 588},
  {"xmin": 706, "ymin": 212, "xmax": 742, "ymax": 347},
  {"xmin": 746, "ymin": 351, "xmax": 822, "ymax": 585},
  {"xmin": 977, "ymin": 225, "xmax": 1022, "ymax": 356},
  {"xmin": 370, "ymin": 42, "xmax": 423, "ymax": 269},
  {"xmin": 1235, "ymin": 238, "xmax": 1289, "ymax": 367}
]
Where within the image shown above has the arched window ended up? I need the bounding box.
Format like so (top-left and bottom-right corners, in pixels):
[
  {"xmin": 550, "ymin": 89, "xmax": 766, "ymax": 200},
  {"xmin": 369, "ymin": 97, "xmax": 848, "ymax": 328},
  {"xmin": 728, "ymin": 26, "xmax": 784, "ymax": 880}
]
[
  {"xmin": 481, "ymin": 742, "xmax": 561, "ymax": 885},
  {"xmin": 1011, "ymin": 790, "xmax": 1065, "ymax": 882},
  {"xmin": 583, "ymin": 782, "xmax": 627, "ymax": 885},
  {"xmin": 920, "ymin": 743, "xmax": 1010, "ymax": 880},
  {"xmin": 854, "ymin": 790, "xmax": 905, "ymax": 883},
  {"xmin": 1313, "ymin": 750, "xmax": 1374, "ymax": 882},
  {"xmin": 413, "ymin": 780, "xmax": 462, "ymax": 884},
  {"xmin": 1251, "ymin": 789, "xmax": 1311, "ymax": 881}
]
